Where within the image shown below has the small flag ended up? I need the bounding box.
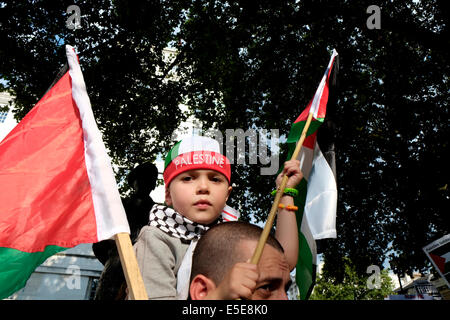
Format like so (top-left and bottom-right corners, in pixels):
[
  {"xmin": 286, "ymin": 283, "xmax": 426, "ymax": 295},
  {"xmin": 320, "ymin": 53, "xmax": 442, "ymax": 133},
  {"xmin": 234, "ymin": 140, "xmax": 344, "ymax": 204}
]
[
  {"xmin": 423, "ymin": 234, "xmax": 450, "ymax": 289},
  {"xmin": 221, "ymin": 205, "xmax": 240, "ymax": 222},
  {"xmin": 286, "ymin": 49, "xmax": 338, "ymax": 299},
  {"xmin": 0, "ymin": 45, "xmax": 130, "ymax": 299}
]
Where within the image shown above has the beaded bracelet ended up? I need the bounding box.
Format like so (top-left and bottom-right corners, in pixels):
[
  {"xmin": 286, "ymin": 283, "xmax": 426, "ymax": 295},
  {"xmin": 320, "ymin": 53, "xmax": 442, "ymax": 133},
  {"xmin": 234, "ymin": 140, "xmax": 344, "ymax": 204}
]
[
  {"xmin": 278, "ymin": 204, "xmax": 299, "ymax": 212},
  {"xmin": 270, "ymin": 188, "xmax": 299, "ymax": 197}
]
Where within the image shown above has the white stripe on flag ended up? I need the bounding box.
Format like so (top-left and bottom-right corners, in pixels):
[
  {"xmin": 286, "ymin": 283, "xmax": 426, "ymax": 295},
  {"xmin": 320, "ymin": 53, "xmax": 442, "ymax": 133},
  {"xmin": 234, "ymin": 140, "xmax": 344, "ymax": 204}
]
[
  {"xmin": 304, "ymin": 143, "xmax": 337, "ymax": 239},
  {"xmin": 310, "ymin": 49, "xmax": 338, "ymax": 118},
  {"xmin": 297, "ymin": 146, "xmax": 314, "ymax": 180},
  {"xmin": 66, "ymin": 45, "xmax": 130, "ymax": 241}
]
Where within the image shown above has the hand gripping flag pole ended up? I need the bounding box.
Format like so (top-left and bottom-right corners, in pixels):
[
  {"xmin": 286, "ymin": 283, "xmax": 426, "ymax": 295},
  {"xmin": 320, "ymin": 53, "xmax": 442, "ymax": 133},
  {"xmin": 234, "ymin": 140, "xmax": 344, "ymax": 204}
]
[{"xmin": 249, "ymin": 113, "xmax": 314, "ymax": 265}]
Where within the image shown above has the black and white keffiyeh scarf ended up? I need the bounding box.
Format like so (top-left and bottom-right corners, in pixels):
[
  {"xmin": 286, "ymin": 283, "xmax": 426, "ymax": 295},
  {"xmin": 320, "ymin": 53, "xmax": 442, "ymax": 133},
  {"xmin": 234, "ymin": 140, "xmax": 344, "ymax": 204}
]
[{"xmin": 148, "ymin": 204, "xmax": 222, "ymax": 242}]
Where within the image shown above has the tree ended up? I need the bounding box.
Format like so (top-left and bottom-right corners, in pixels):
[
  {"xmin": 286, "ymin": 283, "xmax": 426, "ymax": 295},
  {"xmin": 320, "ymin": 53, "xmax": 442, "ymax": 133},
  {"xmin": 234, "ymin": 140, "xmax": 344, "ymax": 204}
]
[
  {"xmin": 310, "ymin": 257, "xmax": 394, "ymax": 300},
  {"xmin": 0, "ymin": 0, "xmax": 189, "ymax": 190},
  {"xmin": 174, "ymin": 0, "xmax": 449, "ymax": 280},
  {"xmin": 0, "ymin": 0, "xmax": 448, "ymax": 282}
]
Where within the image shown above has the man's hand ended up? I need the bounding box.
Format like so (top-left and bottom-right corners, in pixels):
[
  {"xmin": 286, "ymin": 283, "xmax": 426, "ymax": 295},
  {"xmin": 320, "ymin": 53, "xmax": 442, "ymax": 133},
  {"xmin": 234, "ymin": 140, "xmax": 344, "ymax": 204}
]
[
  {"xmin": 207, "ymin": 262, "xmax": 259, "ymax": 300},
  {"xmin": 276, "ymin": 160, "xmax": 303, "ymax": 189}
]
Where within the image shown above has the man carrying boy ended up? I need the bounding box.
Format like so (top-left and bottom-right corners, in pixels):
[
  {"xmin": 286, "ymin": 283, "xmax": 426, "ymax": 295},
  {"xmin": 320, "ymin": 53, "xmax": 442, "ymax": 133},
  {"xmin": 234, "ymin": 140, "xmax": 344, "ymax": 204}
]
[
  {"xmin": 189, "ymin": 221, "xmax": 291, "ymax": 300},
  {"xmin": 134, "ymin": 135, "xmax": 302, "ymax": 299}
]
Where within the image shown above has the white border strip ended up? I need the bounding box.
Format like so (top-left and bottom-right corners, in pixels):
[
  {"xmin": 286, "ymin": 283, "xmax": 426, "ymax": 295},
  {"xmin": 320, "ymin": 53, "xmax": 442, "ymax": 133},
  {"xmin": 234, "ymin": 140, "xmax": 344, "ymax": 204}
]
[{"xmin": 66, "ymin": 45, "xmax": 130, "ymax": 241}]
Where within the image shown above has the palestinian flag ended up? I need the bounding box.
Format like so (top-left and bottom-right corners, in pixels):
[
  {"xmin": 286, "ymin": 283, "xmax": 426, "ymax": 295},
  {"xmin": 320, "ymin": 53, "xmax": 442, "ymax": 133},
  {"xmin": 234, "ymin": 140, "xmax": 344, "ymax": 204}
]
[
  {"xmin": 221, "ymin": 205, "xmax": 241, "ymax": 222},
  {"xmin": 423, "ymin": 234, "xmax": 450, "ymax": 288},
  {"xmin": 0, "ymin": 45, "xmax": 130, "ymax": 299},
  {"xmin": 286, "ymin": 49, "xmax": 338, "ymax": 299}
]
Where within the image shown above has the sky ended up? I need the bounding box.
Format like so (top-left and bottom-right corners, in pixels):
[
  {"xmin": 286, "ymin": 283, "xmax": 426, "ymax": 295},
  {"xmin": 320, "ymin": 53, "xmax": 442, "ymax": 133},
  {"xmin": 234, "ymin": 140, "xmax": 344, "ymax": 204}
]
[{"xmin": 0, "ymin": 92, "xmax": 17, "ymax": 142}]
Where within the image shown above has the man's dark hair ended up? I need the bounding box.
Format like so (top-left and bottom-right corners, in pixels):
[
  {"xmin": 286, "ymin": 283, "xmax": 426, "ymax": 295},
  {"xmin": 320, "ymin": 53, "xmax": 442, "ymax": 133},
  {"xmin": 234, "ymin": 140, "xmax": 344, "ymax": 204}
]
[{"xmin": 190, "ymin": 221, "xmax": 284, "ymax": 285}]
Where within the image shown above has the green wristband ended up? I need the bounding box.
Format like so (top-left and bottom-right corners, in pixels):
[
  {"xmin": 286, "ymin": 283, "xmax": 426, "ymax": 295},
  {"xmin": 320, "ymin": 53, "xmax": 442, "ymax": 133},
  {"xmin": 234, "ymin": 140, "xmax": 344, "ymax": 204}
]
[
  {"xmin": 284, "ymin": 188, "xmax": 299, "ymax": 197},
  {"xmin": 271, "ymin": 188, "xmax": 299, "ymax": 197}
]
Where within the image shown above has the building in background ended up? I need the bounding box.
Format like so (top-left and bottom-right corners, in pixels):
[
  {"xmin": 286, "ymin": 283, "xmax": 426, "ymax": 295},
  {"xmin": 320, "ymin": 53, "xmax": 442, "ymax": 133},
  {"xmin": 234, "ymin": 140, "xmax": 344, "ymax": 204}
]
[
  {"xmin": 0, "ymin": 92, "xmax": 17, "ymax": 142},
  {"xmin": 393, "ymin": 273, "xmax": 445, "ymax": 300},
  {"xmin": 6, "ymin": 244, "xmax": 103, "ymax": 300}
]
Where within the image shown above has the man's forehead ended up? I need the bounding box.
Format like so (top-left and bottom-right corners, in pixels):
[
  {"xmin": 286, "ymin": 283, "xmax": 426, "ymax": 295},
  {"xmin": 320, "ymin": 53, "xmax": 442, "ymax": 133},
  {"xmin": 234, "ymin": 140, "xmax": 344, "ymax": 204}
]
[
  {"xmin": 238, "ymin": 239, "xmax": 289, "ymax": 272},
  {"xmin": 258, "ymin": 248, "xmax": 290, "ymax": 278}
]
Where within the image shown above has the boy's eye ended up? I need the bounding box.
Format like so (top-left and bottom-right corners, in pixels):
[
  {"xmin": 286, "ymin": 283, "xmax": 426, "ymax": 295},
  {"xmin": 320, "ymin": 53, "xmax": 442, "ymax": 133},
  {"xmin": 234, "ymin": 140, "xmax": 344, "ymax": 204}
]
[{"xmin": 181, "ymin": 176, "xmax": 192, "ymax": 181}]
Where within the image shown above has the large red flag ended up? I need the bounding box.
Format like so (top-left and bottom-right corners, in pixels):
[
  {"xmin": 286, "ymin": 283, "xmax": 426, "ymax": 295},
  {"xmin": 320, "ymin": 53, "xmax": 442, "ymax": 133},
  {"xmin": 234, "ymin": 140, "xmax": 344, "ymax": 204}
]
[{"xmin": 0, "ymin": 45, "xmax": 130, "ymax": 299}]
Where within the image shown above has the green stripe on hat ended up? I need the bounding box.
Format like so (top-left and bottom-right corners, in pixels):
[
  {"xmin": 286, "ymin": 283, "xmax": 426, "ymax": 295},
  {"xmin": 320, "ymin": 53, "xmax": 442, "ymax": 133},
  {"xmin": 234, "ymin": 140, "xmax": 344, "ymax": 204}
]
[
  {"xmin": 164, "ymin": 140, "xmax": 181, "ymax": 170},
  {"xmin": 165, "ymin": 136, "xmax": 222, "ymax": 170}
]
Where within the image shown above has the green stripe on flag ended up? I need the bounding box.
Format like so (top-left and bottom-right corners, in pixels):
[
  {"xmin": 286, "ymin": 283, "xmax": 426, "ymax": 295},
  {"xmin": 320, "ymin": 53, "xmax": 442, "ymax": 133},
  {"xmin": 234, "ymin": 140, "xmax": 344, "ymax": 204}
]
[
  {"xmin": 0, "ymin": 245, "xmax": 67, "ymax": 299},
  {"xmin": 287, "ymin": 119, "xmax": 324, "ymax": 145},
  {"xmin": 291, "ymin": 179, "xmax": 316, "ymax": 300},
  {"xmin": 287, "ymin": 134, "xmax": 318, "ymax": 300},
  {"xmin": 296, "ymin": 232, "xmax": 316, "ymax": 299}
]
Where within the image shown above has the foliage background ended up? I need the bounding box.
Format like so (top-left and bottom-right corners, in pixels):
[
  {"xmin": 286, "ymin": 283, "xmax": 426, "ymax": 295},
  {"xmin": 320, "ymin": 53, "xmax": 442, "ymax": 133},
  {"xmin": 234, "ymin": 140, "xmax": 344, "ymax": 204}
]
[
  {"xmin": 1, "ymin": 0, "xmax": 448, "ymax": 287},
  {"xmin": 310, "ymin": 257, "xmax": 394, "ymax": 300}
]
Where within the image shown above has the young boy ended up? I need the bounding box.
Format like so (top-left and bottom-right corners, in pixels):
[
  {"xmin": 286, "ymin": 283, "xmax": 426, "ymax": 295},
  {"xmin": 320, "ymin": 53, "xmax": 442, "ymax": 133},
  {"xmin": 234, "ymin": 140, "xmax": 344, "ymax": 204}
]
[
  {"xmin": 133, "ymin": 135, "xmax": 301, "ymax": 299},
  {"xmin": 189, "ymin": 159, "xmax": 302, "ymax": 300}
]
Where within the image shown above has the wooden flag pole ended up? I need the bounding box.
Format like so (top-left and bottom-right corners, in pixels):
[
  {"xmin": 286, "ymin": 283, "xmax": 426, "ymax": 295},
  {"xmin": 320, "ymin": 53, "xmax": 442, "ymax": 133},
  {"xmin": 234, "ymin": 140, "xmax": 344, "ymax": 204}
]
[
  {"xmin": 250, "ymin": 112, "xmax": 315, "ymax": 265},
  {"xmin": 115, "ymin": 232, "xmax": 148, "ymax": 300}
]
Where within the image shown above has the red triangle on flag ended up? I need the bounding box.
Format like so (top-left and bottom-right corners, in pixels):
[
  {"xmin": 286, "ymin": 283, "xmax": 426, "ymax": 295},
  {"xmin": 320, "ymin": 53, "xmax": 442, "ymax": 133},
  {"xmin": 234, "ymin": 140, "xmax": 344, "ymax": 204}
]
[
  {"xmin": 429, "ymin": 253, "xmax": 446, "ymax": 273},
  {"xmin": 0, "ymin": 72, "xmax": 98, "ymax": 253}
]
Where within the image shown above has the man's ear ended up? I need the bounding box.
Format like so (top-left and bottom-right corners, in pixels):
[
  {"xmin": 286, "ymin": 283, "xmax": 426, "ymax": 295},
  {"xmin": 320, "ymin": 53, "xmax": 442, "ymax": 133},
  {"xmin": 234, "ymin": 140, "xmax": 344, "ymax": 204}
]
[
  {"xmin": 189, "ymin": 275, "xmax": 217, "ymax": 300},
  {"xmin": 165, "ymin": 187, "xmax": 172, "ymax": 206}
]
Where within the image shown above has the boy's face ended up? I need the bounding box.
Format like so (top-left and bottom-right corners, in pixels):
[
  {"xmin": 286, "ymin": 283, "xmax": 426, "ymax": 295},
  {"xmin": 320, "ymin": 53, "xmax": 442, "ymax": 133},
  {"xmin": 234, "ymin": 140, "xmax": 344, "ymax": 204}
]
[{"xmin": 165, "ymin": 169, "xmax": 232, "ymax": 225}]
